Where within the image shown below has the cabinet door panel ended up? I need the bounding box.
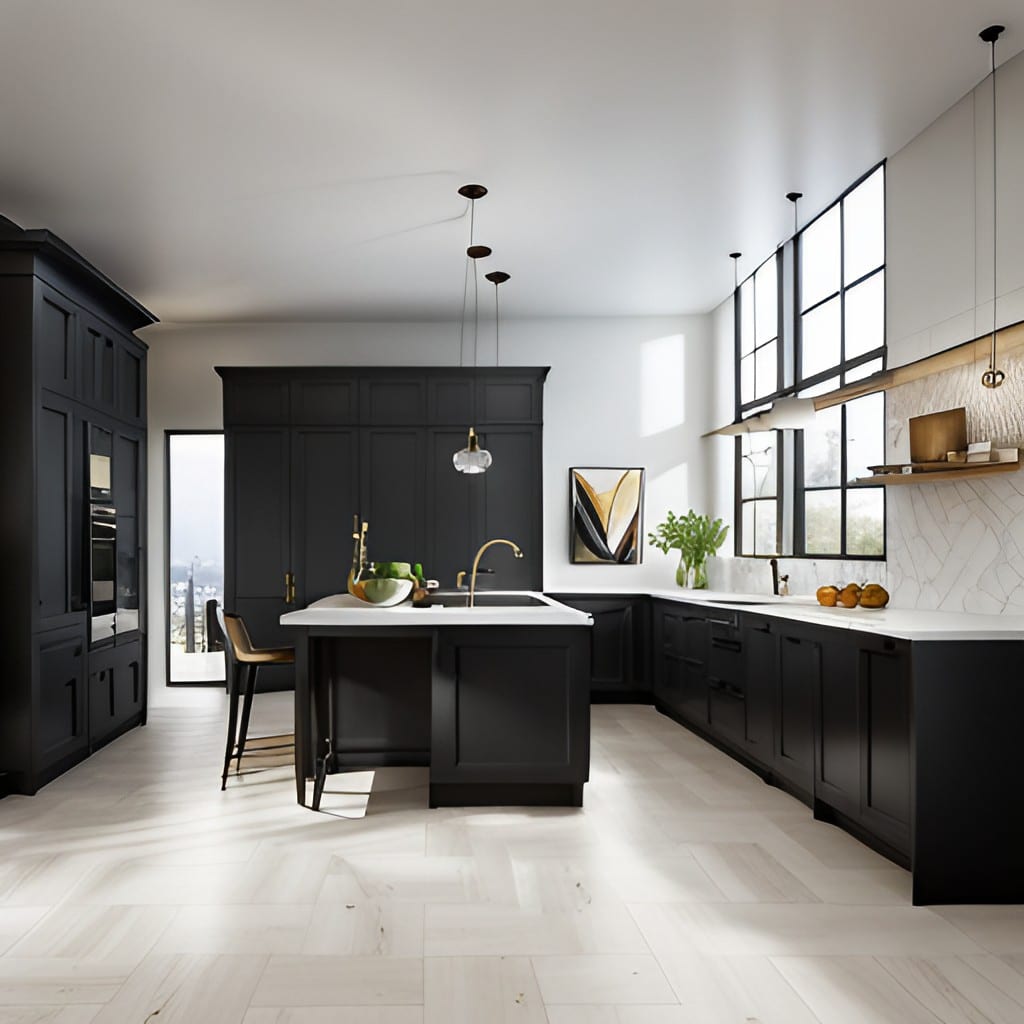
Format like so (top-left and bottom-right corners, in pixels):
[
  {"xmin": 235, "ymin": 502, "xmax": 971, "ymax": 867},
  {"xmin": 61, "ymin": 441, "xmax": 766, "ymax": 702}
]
[
  {"xmin": 37, "ymin": 287, "xmax": 76, "ymax": 396},
  {"xmin": 116, "ymin": 342, "xmax": 143, "ymax": 422},
  {"xmin": 113, "ymin": 433, "xmax": 140, "ymax": 517},
  {"xmin": 291, "ymin": 379, "xmax": 356, "ymax": 425},
  {"xmin": 817, "ymin": 636, "xmax": 860, "ymax": 815},
  {"xmin": 292, "ymin": 429, "xmax": 358, "ymax": 605},
  {"xmin": 742, "ymin": 622, "xmax": 776, "ymax": 765},
  {"xmin": 427, "ymin": 429, "xmax": 476, "ymax": 587},
  {"xmin": 79, "ymin": 319, "xmax": 116, "ymax": 411},
  {"xmin": 477, "ymin": 376, "xmax": 541, "ymax": 423},
  {"xmin": 229, "ymin": 430, "xmax": 290, "ymax": 598},
  {"xmin": 37, "ymin": 400, "xmax": 71, "ymax": 621},
  {"xmin": 361, "ymin": 378, "xmax": 426, "ymax": 425},
  {"xmin": 479, "ymin": 428, "xmax": 541, "ymax": 590},
  {"xmin": 360, "ymin": 428, "xmax": 426, "ymax": 566},
  {"xmin": 223, "ymin": 380, "xmax": 289, "ymax": 425},
  {"xmin": 777, "ymin": 634, "xmax": 817, "ymax": 795},
  {"xmin": 427, "ymin": 377, "xmax": 475, "ymax": 426},
  {"xmin": 38, "ymin": 627, "xmax": 87, "ymax": 762},
  {"xmin": 863, "ymin": 649, "xmax": 911, "ymax": 832}
]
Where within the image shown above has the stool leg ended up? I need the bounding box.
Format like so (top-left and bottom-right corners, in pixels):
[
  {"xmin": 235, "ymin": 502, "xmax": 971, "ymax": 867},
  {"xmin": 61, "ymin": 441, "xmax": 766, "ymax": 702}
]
[
  {"xmin": 221, "ymin": 665, "xmax": 241, "ymax": 790},
  {"xmin": 236, "ymin": 664, "xmax": 258, "ymax": 771},
  {"xmin": 312, "ymin": 754, "xmax": 328, "ymax": 812}
]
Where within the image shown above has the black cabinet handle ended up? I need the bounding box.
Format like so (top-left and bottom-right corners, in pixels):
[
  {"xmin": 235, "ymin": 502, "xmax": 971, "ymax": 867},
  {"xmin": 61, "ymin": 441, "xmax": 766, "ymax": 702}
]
[{"xmin": 711, "ymin": 638, "xmax": 742, "ymax": 653}]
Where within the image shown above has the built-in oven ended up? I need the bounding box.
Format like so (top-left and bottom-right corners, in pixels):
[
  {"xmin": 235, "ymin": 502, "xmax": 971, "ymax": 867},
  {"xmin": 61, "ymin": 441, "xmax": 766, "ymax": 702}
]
[{"xmin": 90, "ymin": 504, "xmax": 117, "ymax": 646}]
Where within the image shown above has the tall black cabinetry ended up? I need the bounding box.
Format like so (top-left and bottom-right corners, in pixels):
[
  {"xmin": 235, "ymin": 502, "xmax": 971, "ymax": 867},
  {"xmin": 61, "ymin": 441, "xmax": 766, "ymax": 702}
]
[
  {"xmin": 218, "ymin": 367, "xmax": 547, "ymax": 690},
  {"xmin": 0, "ymin": 217, "xmax": 154, "ymax": 795}
]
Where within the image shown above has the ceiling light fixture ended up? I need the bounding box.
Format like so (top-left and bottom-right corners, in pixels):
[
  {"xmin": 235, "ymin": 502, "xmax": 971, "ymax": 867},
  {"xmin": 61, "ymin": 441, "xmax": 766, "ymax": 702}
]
[
  {"xmin": 453, "ymin": 183, "xmax": 494, "ymax": 474},
  {"xmin": 729, "ymin": 252, "xmax": 742, "ymax": 290},
  {"xmin": 786, "ymin": 192, "xmax": 802, "ymax": 237},
  {"xmin": 980, "ymin": 24, "xmax": 1006, "ymax": 389}
]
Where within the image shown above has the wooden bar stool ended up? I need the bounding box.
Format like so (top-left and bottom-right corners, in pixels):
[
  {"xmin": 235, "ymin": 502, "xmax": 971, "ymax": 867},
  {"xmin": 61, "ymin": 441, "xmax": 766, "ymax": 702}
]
[{"xmin": 215, "ymin": 606, "xmax": 295, "ymax": 790}]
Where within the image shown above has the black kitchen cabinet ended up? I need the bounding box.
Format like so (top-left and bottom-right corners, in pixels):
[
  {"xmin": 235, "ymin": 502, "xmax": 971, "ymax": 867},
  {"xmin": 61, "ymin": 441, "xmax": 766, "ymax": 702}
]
[
  {"xmin": 88, "ymin": 639, "xmax": 144, "ymax": 748},
  {"xmin": 815, "ymin": 631, "xmax": 861, "ymax": 819},
  {"xmin": 775, "ymin": 630, "xmax": 819, "ymax": 797},
  {"xmin": 741, "ymin": 615, "xmax": 777, "ymax": 766},
  {"xmin": 707, "ymin": 620, "xmax": 746, "ymax": 746},
  {"xmin": 0, "ymin": 217, "xmax": 154, "ymax": 795},
  {"xmin": 549, "ymin": 595, "xmax": 650, "ymax": 701},
  {"xmin": 218, "ymin": 367, "xmax": 548, "ymax": 692},
  {"xmin": 653, "ymin": 600, "xmax": 709, "ymax": 724}
]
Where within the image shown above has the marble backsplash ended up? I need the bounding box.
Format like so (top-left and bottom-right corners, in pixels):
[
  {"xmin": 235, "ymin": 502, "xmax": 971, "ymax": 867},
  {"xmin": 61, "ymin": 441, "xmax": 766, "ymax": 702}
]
[
  {"xmin": 707, "ymin": 556, "xmax": 887, "ymax": 598},
  {"xmin": 884, "ymin": 350, "xmax": 1024, "ymax": 613}
]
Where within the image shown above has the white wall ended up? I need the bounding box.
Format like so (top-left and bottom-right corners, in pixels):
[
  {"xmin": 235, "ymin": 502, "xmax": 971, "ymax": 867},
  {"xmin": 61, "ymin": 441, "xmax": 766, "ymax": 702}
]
[
  {"xmin": 143, "ymin": 315, "xmax": 713, "ymax": 687},
  {"xmin": 887, "ymin": 48, "xmax": 1024, "ymax": 367}
]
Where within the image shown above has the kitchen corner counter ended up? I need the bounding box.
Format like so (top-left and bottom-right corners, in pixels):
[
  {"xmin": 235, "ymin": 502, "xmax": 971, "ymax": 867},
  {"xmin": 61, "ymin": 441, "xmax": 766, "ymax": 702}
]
[{"xmin": 552, "ymin": 587, "xmax": 1024, "ymax": 641}]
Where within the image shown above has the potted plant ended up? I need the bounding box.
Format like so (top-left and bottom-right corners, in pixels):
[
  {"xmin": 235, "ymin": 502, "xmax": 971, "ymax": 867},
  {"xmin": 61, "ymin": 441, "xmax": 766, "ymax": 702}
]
[{"xmin": 647, "ymin": 510, "xmax": 729, "ymax": 589}]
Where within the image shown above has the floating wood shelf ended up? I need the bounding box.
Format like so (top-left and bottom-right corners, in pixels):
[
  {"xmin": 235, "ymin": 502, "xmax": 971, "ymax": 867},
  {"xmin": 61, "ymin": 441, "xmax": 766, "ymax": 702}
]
[{"xmin": 851, "ymin": 461, "xmax": 1022, "ymax": 486}]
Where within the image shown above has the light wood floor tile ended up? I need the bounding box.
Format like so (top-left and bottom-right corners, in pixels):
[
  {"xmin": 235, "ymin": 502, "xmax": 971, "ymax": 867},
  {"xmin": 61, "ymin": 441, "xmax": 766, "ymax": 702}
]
[
  {"xmin": 630, "ymin": 903, "xmax": 986, "ymax": 957},
  {"xmin": 153, "ymin": 905, "xmax": 312, "ymax": 954},
  {"xmin": 935, "ymin": 907, "xmax": 1024, "ymax": 953},
  {"xmin": 302, "ymin": 900, "xmax": 424, "ymax": 956},
  {"xmin": 0, "ymin": 962, "xmax": 126, "ymax": 1005},
  {"xmin": 771, "ymin": 956, "xmax": 952, "ymax": 1024},
  {"xmin": 251, "ymin": 956, "xmax": 422, "ymax": 1006},
  {"xmin": 424, "ymin": 956, "xmax": 546, "ymax": 1023},
  {"xmin": 876, "ymin": 955, "xmax": 1024, "ymax": 1023},
  {"xmin": 656, "ymin": 953, "xmax": 820, "ymax": 1022},
  {"xmin": 685, "ymin": 842, "xmax": 821, "ymax": 903},
  {"xmin": 0, "ymin": 909, "xmax": 50, "ymax": 956},
  {"xmin": 531, "ymin": 954, "xmax": 677, "ymax": 1005},
  {"xmin": 0, "ymin": 1008, "xmax": 102, "ymax": 1023},
  {"xmin": 243, "ymin": 1011, "xmax": 422, "ymax": 1024},
  {"xmin": 91, "ymin": 953, "xmax": 267, "ymax": 1024},
  {"xmin": 7, "ymin": 905, "xmax": 174, "ymax": 964}
]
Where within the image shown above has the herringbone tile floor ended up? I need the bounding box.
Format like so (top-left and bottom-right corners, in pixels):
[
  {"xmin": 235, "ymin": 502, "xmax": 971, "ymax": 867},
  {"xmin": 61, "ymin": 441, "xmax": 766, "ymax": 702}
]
[{"xmin": 1, "ymin": 688, "xmax": 1022, "ymax": 1022}]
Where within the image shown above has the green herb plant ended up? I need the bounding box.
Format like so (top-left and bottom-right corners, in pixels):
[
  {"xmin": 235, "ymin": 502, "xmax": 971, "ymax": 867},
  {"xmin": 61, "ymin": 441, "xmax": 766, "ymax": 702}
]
[{"xmin": 647, "ymin": 510, "xmax": 729, "ymax": 589}]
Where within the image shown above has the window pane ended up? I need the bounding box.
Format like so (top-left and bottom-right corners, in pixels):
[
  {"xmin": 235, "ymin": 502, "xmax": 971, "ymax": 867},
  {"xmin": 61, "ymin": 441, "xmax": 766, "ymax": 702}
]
[
  {"xmin": 844, "ymin": 168, "xmax": 885, "ymax": 284},
  {"xmin": 741, "ymin": 430, "xmax": 776, "ymax": 499},
  {"xmin": 754, "ymin": 500, "xmax": 778, "ymax": 555},
  {"xmin": 168, "ymin": 433, "xmax": 225, "ymax": 684},
  {"xmin": 754, "ymin": 339, "xmax": 777, "ymax": 398},
  {"xmin": 846, "ymin": 392, "xmax": 885, "ymax": 481},
  {"xmin": 803, "ymin": 405, "xmax": 842, "ymax": 487},
  {"xmin": 801, "ymin": 297, "xmax": 841, "ymax": 380},
  {"xmin": 798, "ymin": 375, "xmax": 840, "ymax": 399},
  {"xmin": 845, "ymin": 272, "xmax": 884, "ymax": 360},
  {"xmin": 804, "ymin": 488, "xmax": 842, "ymax": 554},
  {"xmin": 846, "ymin": 487, "xmax": 885, "ymax": 556},
  {"xmin": 741, "ymin": 501, "xmax": 755, "ymax": 556},
  {"xmin": 755, "ymin": 257, "xmax": 778, "ymax": 345},
  {"xmin": 801, "ymin": 205, "xmax": 841, "ymax": 310},
  {"xmin": 739, "ymin": 279, "xmax": 755, "ymax": 356},
  {"xmin": 844, "ymin": 357, "xmax": 883, "ymax": 384},
  {"xmin": 740, "ymin": 353, "xmax": 754, "ymax": 405}
]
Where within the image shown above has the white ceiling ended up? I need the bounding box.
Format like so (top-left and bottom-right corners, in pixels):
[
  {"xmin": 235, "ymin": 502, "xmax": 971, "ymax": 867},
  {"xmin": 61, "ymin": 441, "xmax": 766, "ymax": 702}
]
[{"xmin": 1, "ymin": 1, "xmax": 1019, "ymax": 323}]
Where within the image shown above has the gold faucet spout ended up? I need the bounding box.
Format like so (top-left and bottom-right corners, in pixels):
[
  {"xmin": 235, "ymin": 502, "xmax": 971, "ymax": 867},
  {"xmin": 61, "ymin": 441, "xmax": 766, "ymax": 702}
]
[{"xmin": 468, "ymin": 539, "xmax": 523, "ymax": 607}]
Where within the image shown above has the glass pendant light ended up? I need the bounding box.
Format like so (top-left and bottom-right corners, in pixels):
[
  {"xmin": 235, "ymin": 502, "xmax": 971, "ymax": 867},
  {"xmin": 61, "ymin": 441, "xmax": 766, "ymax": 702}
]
[{"xmin": 453, "ymin": 183, "xmax": 495, "ymax": 474}]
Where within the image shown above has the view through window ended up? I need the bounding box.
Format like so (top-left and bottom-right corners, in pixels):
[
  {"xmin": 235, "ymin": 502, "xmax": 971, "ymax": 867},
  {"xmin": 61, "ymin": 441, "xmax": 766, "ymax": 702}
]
[{"xmin": 168, "ymin": 432, "xmax": 225, "ymax": 684}]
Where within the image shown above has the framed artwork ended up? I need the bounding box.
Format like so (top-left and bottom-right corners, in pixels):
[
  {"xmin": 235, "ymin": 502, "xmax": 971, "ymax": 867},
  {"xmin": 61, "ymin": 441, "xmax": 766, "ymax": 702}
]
[{"xmin": 569, "ymin": 467, "xmax": 644, "ymax": 564}]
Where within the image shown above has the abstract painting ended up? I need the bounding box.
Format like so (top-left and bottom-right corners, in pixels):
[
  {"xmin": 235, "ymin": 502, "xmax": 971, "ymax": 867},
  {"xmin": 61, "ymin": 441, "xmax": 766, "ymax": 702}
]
[{"xmin": 570, "ymin": 467, "xmax": 644, "ymax": 564}]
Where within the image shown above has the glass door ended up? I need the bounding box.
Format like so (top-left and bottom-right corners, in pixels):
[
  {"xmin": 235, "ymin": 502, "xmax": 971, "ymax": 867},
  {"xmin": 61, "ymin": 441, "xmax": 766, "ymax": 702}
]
[{"xmin": 167, "ymin": 432, "xmax": 225, "ymax": 685}]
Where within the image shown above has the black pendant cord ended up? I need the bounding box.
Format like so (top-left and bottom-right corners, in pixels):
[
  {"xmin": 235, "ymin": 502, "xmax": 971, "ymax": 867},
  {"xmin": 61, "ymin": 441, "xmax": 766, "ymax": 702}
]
[
  {"xmin": 494, "ymin": 281, "xmax": 501, "ymax": 367},
  {"xmin": 459, "ymin": 251, "xmax": 470, "ymax": 367},
  {"xmin": 473, "ymin": 256, "xmax": 480, "ymax": 369}
]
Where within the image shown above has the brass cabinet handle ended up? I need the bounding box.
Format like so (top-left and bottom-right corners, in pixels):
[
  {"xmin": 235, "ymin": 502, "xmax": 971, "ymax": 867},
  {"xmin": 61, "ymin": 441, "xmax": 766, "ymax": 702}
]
[{"xmin": 284, "ymin": 571, "xmax": 296, "ymax": 603}]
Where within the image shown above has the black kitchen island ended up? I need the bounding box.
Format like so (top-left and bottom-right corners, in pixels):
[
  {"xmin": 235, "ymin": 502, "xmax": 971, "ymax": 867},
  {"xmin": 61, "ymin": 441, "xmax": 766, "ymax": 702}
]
[{"xmin": 281, "ymin": 593, "xmax": 593, "ymax": 809}]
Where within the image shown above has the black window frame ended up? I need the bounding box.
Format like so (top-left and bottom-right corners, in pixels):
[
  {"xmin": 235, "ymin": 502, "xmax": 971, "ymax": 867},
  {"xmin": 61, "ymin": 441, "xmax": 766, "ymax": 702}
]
[
  {"xmin": 734, "ymin": 429, "xmax": 784, "ymax": 557},
  {"xmin": 735, "ymin": 250, "xmax": 785, "ymax": 417}
]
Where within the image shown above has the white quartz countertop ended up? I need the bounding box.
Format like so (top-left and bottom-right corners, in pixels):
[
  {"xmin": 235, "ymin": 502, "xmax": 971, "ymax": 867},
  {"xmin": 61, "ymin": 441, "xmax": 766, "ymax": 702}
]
[
  {"xmin": 550, "ymin": 587, "xmax": 1024, "ymax": 642},
  {"xmin": 280, "ymin": 592, "xmax": 593, "ymax": 627}
]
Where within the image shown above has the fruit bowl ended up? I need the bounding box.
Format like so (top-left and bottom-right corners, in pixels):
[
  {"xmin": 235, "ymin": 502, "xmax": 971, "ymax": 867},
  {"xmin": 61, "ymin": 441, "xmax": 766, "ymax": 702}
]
[{"xmin": 360, "ymin": 578, "xmax": 414, "ymax": 607}]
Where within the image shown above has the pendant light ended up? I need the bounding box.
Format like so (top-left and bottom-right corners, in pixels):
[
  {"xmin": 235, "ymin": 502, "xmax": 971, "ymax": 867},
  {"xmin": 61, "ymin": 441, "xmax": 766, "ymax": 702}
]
[
  {"xmin": 980, "ymin": 24, "xmax": 1006, "ymax": 389},
  {"xmin": 453, "ymin": 183, "xmax": 494, "ymax": 474}
]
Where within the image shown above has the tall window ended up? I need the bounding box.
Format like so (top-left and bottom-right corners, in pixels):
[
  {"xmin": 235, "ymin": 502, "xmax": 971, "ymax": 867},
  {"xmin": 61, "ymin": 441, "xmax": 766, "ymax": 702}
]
[
  {"xmin": 734, "ymin": 163, "xmax": 886, "ymax": 559},
  {"xmin": 167, "ymin": 432, "xmax": 225, "ymax": 684},
  {"xmin": 796, "ymin": 164, "xmax": 886, "ymax": 558}
]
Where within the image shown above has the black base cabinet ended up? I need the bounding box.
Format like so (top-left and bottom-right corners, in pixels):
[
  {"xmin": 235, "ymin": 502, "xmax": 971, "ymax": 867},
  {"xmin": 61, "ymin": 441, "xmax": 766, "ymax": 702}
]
[
  {"xmin": 0, "ymin": 218, "xmax": 153, "ymax": 796},
  {"xmin": 549, "ymin": 595, "xmax": 650, "ymax": 702},
  {"xmin": 645, "ymin": 597, "xmax": 1023, "ymax": 904}
]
